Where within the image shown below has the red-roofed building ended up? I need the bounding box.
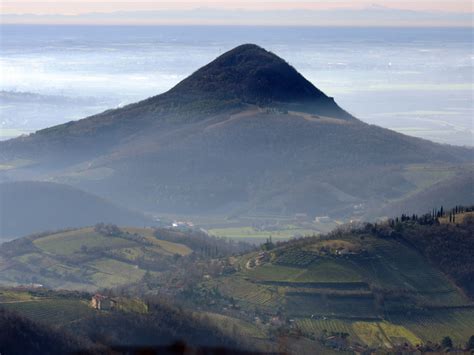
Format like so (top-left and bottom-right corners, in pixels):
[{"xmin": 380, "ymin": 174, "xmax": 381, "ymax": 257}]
[{"xmin": 91, "ymin": 294, "xmax": 117, "ymax": 310}]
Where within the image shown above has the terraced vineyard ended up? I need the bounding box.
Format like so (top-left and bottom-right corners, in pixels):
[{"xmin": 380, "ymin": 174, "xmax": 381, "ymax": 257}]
[
  {"xmin": 287, "ymin": 293, "xmax": 377, "ymax": 318},
  {"xmin": 215, "ymin": 276, "xmax": 280, "ymax": 311},
  {"xmin": 389, "ymin": 308, "xmax": 474, "ymax": 345},
  {"xmin": 275, "ymin": 248, "xmax": 318, "ymax": 266},
  {"xmin": 246, "ymin": 263, "xmax": 305, "ymax": 282},
  {"xmin": 368, "ymin": 238, "xmax": 457, "ymax": 294},
  {"xmin": 297, "ymin": 317, "xmax": 356, "ymax": 337},
  {"xmin": 296, "ymin": 313, "xmax": 473, "ymax": 348},
  {"xmin": 208, "ymin": 225, "xmax": 473, "ymax": 349},
  {"xmin": 351, "ymin": 321, "xmax": 422, "ymax": 348}
]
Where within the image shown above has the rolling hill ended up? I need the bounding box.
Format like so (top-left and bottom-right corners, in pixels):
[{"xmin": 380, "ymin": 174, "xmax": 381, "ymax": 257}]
[
  {"xmin": 0, "ymin": 181, "xmax": 154, "ymax": 239},
  {"xmin": 0, "ymin": 225, "xmax": 192, "ymax": 291},
  {"xmin": 195, "ymin": 214, "xmax": 474, "ymax": 349},
  {"xmin": 0, "ymin": 44, "xmax": 472, "ymax": 219},
  {"xmin": 376, "ymin": 171, "xmax": 474, "ymax": 218},
  {"xmin": 1, "ymin": 209, "xmax": 473, "ymax": 353}
]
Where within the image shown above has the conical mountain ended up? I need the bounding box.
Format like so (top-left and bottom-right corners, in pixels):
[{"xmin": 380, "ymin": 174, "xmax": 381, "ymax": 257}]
[
  {"xmin": 0, "ymin": 44, "xmax": 471, "ymax": 219},
  {"xmin": 148, "ymin": 43, "xmax": 352, "ymax": 119},
  {"xmin": 171, "ymin": 44, "xmax": 321, "ymax": 101}
]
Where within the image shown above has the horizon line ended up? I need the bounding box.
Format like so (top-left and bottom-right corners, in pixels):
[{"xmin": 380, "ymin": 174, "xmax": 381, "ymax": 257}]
[{"xmin": 2, "ymin": 23, "xmax": 473, "ymax": 28}]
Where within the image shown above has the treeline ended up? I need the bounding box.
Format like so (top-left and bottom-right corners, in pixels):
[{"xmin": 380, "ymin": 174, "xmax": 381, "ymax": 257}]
[
  {"xmin": 153, "ymin": 228, "xmax": 255, "ymax": 258},
  {"xmin": 386, "ymin": 205, "xmax": 474, "ymax": 226}
]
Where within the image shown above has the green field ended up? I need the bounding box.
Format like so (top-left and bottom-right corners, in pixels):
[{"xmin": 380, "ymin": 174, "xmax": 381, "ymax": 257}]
[
  {"xmin": 208, "ymin": 226, "xmax": 318, "ymax": 242},
  {"xmin": 88, "ymin": 258, "xmax": 146, "ymax": 289},
  {"xmin": 0, "ymin": 226, "xmax": 193, "ymax": 291},
  {"xmin": 33, "ymin": 228, "xmax": 136, "ymax": 255},
  {"xmin": 294, "ymin": 259, "xmax": 363, "ymax": 283}
]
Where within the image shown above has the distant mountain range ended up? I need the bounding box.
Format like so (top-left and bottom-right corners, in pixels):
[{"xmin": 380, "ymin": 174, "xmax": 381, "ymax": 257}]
[{"xmin": 0, "ymin": 44, "xmax": 472, "ymax": 221}]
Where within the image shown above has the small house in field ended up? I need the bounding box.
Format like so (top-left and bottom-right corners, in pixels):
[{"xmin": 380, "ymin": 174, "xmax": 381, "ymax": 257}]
[{"xmin": 91, "ymin": 294, "xmax": 117, "ymax": 311}]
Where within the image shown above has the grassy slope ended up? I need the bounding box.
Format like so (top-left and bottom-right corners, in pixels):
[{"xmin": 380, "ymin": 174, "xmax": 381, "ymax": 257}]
[
  {"xmin": 208, "ymin": 226, "xmax": 319, "ymax": 243},
  {"xmin": 33, "ymin": 228, "xmax": 134, "ymax": 255},
  {"xmin": 0, "ymin": 227, "xmax": 192, "ymax": 291}
]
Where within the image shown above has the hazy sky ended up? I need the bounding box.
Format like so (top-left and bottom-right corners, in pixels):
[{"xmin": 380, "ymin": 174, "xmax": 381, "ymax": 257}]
[
  {"xmin": 2, "ymin": 1, "xmax": 473, "ymax": 13},
  {"xmin": 1, "ymin": 1, "xmax": 473, "ymax": 26}
]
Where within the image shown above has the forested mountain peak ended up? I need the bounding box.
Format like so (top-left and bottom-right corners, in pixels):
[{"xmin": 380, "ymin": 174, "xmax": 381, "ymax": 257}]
[{"xmin": 155, "ymin": 43, "xmax": 353, "ymax": 119}]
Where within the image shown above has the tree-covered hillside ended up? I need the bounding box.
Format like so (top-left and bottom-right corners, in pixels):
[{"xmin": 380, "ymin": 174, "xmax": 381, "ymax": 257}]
[{"xmin": 0, "ymin": 44, "xmax": 471, "ymax": 219}]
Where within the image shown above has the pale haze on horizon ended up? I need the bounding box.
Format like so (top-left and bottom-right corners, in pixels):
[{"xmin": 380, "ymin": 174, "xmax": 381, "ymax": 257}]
[
  {"xmin": 1, "ymin": 0, "xmax": 473, "ymax": 26},
  {"xmin": 3, "ymin": 0, "xmax": 472, "ymax": 12}
]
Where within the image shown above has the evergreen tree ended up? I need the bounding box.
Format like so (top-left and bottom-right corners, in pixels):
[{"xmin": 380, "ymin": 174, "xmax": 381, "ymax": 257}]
[
  {"xmin": 467, "ymin": 335, "xmax": 474, "ymax": 350},
  {"xmin": 441, "ymin": 336, "xmax": 453, "ymax": 349}
]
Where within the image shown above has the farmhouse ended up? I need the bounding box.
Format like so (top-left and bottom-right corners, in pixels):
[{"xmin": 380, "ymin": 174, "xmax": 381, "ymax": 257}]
[{"xmin": 91, "ymin": 294, "xmax": 117, "ymax": 310}]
